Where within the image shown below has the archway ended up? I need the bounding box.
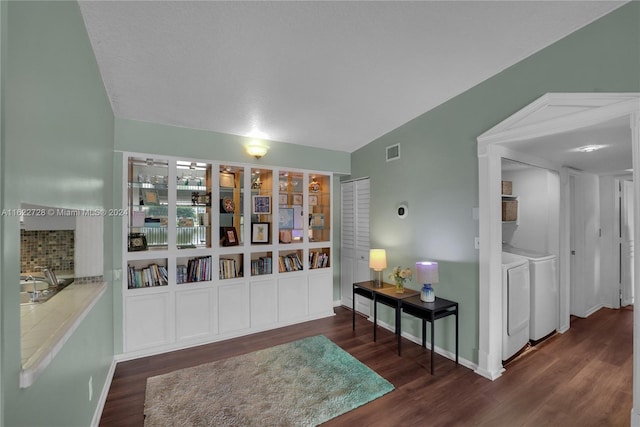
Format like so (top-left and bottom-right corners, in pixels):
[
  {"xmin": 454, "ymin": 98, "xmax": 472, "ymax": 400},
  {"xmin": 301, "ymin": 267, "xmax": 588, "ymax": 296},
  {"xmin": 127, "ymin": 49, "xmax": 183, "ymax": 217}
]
[{"xmin": 475, "ymin": 93, "xmax": 640, "ymax": 422}]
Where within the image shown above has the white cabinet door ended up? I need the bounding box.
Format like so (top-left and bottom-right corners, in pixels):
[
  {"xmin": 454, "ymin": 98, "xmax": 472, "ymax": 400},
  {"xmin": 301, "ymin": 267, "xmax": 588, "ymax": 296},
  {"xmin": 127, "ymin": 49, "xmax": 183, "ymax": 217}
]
[
  {"xmin": 308, "ymin": 271, "xmax": 333, "ymax": 316},
  {"xmin": 250, "ymin": 279, "xmax": 278, "ymax": 327},
  {"xmin": 218, "ymin": 283, "xmax": 250, "ymax": 334},
  {"xmin": 175, "ymin": 288, "xmax": 217, "ymax": 342},
  {"xmin": 278, "ymin": 275, "xmax": 308, "ymax": 322},
  {"xmin": 125, "ymin": 291, "xmax": 172, "ymax": 352}
]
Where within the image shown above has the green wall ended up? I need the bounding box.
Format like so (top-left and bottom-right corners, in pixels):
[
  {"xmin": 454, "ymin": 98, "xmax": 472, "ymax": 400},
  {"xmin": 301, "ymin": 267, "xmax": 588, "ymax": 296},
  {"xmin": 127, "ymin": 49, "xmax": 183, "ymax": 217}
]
[
  {"xmin": 2, "ymin": 1, "xmax": 115, "ymax": 426},
  {"xmin": 115, "ymin": 118, "xmax": 350, "ymax": 174},
  {"xmin": 350, "ymin": 2, "xmax": 640, "ymax": 364}
]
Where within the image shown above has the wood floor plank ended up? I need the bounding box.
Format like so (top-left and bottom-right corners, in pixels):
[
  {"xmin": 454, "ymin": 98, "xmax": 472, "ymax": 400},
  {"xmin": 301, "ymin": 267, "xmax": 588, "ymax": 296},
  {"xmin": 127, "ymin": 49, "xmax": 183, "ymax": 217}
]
[{"xmin": 100, "ymin": 306, "xmax": 632, "ymax": 426}]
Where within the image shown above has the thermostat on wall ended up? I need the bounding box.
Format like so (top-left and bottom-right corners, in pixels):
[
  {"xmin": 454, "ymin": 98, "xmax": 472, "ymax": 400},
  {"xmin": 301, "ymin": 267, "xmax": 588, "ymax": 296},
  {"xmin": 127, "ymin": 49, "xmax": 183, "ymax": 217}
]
[{"xmin": 397, "ymin": 202, "xmax": 408, "ymax": 219}]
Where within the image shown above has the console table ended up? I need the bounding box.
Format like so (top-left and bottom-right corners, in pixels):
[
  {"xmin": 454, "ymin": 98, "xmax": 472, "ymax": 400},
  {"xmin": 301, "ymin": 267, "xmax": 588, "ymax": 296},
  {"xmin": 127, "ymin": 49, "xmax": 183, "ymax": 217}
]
[
  {"xmin": 401, "ymin": 295, "xmax": 459, "ymax": 374},
  {"xmin": 352, "ymin": 280, "xmax": 459, "ymax": 374}
]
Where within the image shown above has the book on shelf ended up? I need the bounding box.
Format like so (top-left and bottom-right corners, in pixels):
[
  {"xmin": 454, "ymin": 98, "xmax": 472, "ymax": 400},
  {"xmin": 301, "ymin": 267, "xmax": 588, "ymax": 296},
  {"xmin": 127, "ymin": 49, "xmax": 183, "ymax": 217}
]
[
  {"xmin": 251, "ymin": 256, "xmax": 272, "ymax": 275},
  {"xmin": 177, "ymin": 256, "xmax": 212, "ymax": 284},
  {"xmin": 278, "ymin": 252, "xmax": 303, "ymax": 272},
  {"xmin": 127, "ymin": 263, "xmax": 168, "ymax": 289},
  {"xmin": 219, "ymin": 258, "xmax": 239, "ymax": 279},
  {"xmin": 308, "ymin": 251, "xmax": 329, "ymax": 269}
]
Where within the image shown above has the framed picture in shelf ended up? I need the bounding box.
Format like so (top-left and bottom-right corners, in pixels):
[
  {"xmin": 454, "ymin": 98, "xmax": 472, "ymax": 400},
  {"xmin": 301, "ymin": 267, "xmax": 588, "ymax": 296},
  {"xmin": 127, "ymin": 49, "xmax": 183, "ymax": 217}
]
[
  {"xmin": 220, "ymin": 197, "xmax": 235, "ymax": 213},
  {"xmin": 220, "ymin": 226, "xmax": 239, "ymax": 246},
  {"xmin": 278, "ymin": 194, "xmax": 288, "ymax": 205},
  {"xmin": 292, "ymin": 194, "xmax": 303, "ymax": 205},
  {"xmin": 219, "ymin": 172, "xmax": 235, "ymax": 188},
  {"xmin": 279, "ymin": 208, "xmax": 294, "ymax": 229},
  {"xmin": 252, "ymin": 195, "xmax": 271, "ymax": 214},
  {"xmin": 251, "ymin": 222, "xmax": 270, "ymax": 244},
  {"xmin": 142, "ymin": 189, "xmax": 160, "ymax": 205},
  {"xmin": 128, "ymin": 233, "xmax": 147, "ymax": 251},
  {"xmin": 308, "ymin": 195, "xmax": 318, "ymax": 206},
  {"xmin": 310, "ymin": 213, "xmax": 325, "ymax": 229}
]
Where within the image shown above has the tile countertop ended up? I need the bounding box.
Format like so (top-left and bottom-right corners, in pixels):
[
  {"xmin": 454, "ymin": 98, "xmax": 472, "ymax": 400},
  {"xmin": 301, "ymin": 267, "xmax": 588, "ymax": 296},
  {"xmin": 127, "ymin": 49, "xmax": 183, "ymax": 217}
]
[{"xmin": 20, "ymin": 278, "xmax": 107, "ymax": 388}]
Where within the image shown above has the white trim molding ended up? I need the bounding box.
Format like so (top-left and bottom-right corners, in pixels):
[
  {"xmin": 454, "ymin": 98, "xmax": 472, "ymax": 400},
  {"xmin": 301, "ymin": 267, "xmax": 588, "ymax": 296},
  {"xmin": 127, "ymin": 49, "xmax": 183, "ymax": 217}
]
[{"xmin": 476, "ymin": 93, "xmax": 640, "ymax": 403}]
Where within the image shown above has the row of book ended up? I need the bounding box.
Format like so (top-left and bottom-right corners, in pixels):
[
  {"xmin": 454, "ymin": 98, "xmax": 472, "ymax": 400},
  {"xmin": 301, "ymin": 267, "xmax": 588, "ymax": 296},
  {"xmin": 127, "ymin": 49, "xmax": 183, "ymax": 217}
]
[
  {"xmin": 177, "ymin": 256, "xmax": 212, "ymax": 284},
  {"xmin": 278, "ymin": 253, "xmax": 304, "ymax": 273},
  {"xmin": 128, "ymin": 264, "xmax": 169, "ymax": 289},
  {"xmin": 251, "ymin": 257, "xmax": 272, "ymax": 276},
  {"xmin": 220, "ymin": 258, "xmax": 240, "ymax": 279},
  {"xmin": 308, "ymin": 251, "xmax": 329, "ymax": 269}
]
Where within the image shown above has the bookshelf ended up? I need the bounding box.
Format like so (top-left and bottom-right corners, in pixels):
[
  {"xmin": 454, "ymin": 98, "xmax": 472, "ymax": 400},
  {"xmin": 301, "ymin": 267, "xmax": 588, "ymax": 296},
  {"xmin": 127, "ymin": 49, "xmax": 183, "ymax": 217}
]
[{"xmin": 122, "ymin": 153, "xmax": 334, "ymax": 355}]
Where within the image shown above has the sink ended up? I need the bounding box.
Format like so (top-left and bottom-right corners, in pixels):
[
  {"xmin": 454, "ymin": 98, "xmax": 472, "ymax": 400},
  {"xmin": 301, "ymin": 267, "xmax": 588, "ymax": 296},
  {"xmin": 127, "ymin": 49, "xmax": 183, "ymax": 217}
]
[
  {"xmin": 19, "ymin": 280, "xmax": 50, "ymax": 293},
  {"xmin": 19, "ymin": 279, "xmax": 74, "ymax": 305}
]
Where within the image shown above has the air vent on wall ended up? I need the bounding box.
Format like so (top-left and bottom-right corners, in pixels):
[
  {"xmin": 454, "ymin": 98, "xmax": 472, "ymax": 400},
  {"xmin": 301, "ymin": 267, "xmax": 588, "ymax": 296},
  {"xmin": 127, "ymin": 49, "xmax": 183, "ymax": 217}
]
[{"xmin": 386, "ymin": 143, "xmax": 400, "ymax": 162}]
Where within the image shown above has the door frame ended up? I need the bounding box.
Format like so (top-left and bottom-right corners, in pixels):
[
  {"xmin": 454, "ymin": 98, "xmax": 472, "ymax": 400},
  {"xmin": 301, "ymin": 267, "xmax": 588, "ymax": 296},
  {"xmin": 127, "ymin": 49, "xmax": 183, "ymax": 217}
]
[{"xmin": 475, "ymin": 93, "xmax": 640, "ymax": 424}]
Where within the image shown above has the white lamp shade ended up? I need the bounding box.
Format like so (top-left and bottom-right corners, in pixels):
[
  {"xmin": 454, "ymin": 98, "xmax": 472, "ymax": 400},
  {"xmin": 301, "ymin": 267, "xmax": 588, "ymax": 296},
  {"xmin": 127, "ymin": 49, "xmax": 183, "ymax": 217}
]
[
  {"xmin": 246, "ymin": 141, "xmax": 269, "ymax": 158},
  {"xmin": 369, "ymin": 249, "xmax": 387, "ymax": 271},
  {"xmin": 416, "ymin": 261, "xmax": 439, "ymax": 284}
]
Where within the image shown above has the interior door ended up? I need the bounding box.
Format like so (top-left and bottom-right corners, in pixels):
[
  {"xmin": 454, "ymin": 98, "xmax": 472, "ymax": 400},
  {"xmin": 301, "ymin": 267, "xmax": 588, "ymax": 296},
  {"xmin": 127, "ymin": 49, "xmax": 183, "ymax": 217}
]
[
  {"xmin": 621, "ymin": 179, "xmax": 634, "ymax": 306},
  {"xmin": 340, "ymin": 178, "xmax": 371, "ymax": 313}
]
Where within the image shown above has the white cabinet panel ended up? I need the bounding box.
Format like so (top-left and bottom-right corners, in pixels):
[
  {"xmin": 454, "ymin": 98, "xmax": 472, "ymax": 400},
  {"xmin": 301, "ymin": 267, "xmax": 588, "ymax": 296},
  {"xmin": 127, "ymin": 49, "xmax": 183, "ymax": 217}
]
[
  {"xmin": 175, "ymin": 288, "xmax": 216, "ymax": 342},
  {"xmin": 125, "ymin": 292, "xmax": 171, "ymax": 352},
  {"xmin": 278, "ymin": 275, "xmax": 308, "ymax": 322},
  {"xmin": 250, "ymin": 279, "xmax": 278, "ymax": 327},
  {"xmin": 219, "ymin": 283, "xmax": 249, "ymax": 334},
  {"xmin": 308, "ymin": 272, "xmax": 333, "ymax": 316}
]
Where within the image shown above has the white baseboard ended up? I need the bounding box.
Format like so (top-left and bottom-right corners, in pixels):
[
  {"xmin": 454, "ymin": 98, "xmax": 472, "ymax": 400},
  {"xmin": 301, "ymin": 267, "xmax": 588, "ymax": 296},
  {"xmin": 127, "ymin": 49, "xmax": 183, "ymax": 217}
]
[
  {"xmin": 91, "ymin": 358, "xmax": 117, "ymax": 427},
  {"xmin": 632, "ymin": 407, "xmax": 640, "ymax": 426},
  {"xmin": 373, "ymin": 318, "xmax": 477, "ymax": 373},
  {"xmin": 584, "ymin": 303, "xmax": 605, "ymax": 318}
]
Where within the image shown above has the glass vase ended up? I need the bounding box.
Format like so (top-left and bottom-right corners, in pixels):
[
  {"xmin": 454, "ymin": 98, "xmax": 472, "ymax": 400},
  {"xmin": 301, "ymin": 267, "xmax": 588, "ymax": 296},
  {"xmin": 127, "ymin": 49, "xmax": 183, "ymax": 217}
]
[{"xmin": 395, "ymin": 280, "xmax": 404, "ymax": 294}]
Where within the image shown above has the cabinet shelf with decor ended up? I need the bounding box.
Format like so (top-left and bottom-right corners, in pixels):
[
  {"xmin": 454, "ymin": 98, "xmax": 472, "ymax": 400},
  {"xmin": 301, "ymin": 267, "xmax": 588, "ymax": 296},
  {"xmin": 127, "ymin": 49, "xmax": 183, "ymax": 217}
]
[
  {"xmin": 501, "ymin": 195, "xmax": 519, "ymax": 223},
  {"xmin": 122, "ymin": 153, "xmax": 335, "ymax": 357}
]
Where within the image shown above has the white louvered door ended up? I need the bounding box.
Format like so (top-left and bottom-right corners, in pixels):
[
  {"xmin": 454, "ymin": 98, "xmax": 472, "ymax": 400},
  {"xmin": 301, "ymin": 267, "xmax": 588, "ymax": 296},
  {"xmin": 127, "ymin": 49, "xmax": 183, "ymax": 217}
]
[{"xmin": 340, "ymin": 178, "xmax": 371, "ymax": 314}]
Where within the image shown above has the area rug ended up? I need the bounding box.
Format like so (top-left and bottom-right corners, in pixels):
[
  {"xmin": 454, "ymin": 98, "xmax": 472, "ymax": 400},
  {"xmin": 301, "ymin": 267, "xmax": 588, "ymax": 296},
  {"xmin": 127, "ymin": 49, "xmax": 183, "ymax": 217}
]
[{"xmin": 143, "ymin": 335, "xmax": 394, "ymax": 426}]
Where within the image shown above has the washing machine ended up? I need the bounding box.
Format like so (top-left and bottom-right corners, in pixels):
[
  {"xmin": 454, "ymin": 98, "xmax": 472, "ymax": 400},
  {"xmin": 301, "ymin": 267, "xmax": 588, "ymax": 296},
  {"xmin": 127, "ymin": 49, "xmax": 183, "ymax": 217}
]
[
  {"xmin": 503, "ymin": 244, "xmax": 558, "ymax": 341},
  {"xmin": 501, "ymin": 252, "xmax": 530, "ymax": 360}
]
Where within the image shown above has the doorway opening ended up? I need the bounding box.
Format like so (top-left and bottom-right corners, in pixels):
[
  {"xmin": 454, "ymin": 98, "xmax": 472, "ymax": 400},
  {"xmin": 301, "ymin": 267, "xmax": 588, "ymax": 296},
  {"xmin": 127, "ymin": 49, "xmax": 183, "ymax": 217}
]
[{"xmin": 475, "ymin": 93, "xmax": 640, "ymax": 383}]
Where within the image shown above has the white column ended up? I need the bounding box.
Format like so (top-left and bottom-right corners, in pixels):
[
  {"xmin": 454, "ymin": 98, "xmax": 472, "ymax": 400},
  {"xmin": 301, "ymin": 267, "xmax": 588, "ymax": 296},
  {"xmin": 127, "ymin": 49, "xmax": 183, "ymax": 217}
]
[
  {"xmin": 631, "ymin": 111, "xmax": 640, "ymax": 426},
  {"xmin": 475, "ymin": 144, "xmax": 505, "ymax": 380}
]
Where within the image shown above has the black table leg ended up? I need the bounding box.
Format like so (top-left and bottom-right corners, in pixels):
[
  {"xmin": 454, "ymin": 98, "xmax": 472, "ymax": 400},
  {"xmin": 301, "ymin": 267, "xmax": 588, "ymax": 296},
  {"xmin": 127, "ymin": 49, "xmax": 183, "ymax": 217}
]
[
  {"xmin": 352, "ymin": 286, "xmax": 355, "ymax": 331},
  {"xmin": 397, "ymin": 301, "xmax": 402, "ymax": 356},
  {"xmin": 373, "ymin": 295, "xmax": 378, "ymax": 342},
  {"xmin": 422, "ymin": 319, "xmax": 426, "ymax": 347},
  {"xmin": 430, "ymin": 316, "xmax": 435, "ymax": 375},
  {"xmin": 455, "ymin": 308, "xmax": 459, "ymax": 365}
]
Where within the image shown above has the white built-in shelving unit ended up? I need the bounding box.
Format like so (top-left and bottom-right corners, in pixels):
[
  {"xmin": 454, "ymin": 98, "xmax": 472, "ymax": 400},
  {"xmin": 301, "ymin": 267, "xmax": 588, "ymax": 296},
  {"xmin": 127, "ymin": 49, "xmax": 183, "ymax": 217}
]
[{"xmin": 122, "ymin": 154, "xmax": 334, "ymax": 356}]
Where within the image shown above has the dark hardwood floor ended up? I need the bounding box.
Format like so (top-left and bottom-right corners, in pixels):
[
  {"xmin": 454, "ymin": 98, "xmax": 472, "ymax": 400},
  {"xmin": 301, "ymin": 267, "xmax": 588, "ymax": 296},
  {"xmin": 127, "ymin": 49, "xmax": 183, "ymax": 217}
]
[{"xmin": 100, "ymin": 306, "xmax": 632, "ymax": 426}]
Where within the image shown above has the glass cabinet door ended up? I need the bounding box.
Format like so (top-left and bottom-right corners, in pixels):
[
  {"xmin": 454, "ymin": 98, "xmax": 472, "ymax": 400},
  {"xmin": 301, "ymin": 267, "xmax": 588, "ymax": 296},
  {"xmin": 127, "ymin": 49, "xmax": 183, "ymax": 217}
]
[
  {"xmin": 219, "ymin": 165, "xmax": 244, "ymax": 247},
  {"xmin": 308, "ymin": 173, "xmax": 330, "ymax": 242},
  {"xmin": 250, "ymin": 168, "xmax": 272, "ymax": 245},
  {"xmin": 127, "ymin": 157, "xmax": 169, "ymax": 250},
  {"xmin": 176, "ymin": 160, "xmax": 211, "ymax": 249},
  {"xmin": 278, "ymin": 171, "xmax": 304, "ymax": 244}
]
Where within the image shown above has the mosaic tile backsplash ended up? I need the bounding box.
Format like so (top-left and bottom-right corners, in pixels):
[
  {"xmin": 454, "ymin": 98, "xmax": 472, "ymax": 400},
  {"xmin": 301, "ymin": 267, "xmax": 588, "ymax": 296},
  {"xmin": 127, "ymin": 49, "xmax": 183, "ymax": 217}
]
[{"xmin": 20, "ymin": 230, "xmax": 74, "ymax": 273}]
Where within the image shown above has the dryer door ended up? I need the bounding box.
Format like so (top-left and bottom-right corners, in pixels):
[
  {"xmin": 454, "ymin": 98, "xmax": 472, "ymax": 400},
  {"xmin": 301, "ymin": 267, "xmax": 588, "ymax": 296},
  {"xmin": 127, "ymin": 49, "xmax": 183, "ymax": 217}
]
[{"xmin": 507, "ymin": 263, "xmax": 530, "ymax": 336}]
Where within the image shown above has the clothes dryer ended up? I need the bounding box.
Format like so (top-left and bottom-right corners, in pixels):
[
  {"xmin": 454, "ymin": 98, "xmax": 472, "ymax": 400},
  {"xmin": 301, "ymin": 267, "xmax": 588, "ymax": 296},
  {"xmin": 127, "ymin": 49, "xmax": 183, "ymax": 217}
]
[
  {"xmin": 501, "ymin": 252, "xmax": 530, "ymax": 360},
  {"xmin": 503, "ymin": 245, "xmax": 557, "ymax": 341}
]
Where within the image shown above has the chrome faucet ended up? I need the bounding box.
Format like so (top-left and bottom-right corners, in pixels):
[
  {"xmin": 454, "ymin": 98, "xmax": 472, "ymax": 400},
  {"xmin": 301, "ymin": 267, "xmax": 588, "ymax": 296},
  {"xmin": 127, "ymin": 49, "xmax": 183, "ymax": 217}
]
[{"xmin": 25, "ymin": 275, "xmax": 40, "ymax": 302}]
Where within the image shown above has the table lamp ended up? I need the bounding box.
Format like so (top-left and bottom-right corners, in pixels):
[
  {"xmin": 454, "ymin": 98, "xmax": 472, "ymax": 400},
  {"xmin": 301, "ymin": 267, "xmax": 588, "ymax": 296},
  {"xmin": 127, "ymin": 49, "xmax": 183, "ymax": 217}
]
[
  {"xmin": 416, "ymin": 261, "xmax": 438, "ymax": 302},
  {"xmin": 369, "ymin": 249, "xmax": 387, "ymax": 288}
]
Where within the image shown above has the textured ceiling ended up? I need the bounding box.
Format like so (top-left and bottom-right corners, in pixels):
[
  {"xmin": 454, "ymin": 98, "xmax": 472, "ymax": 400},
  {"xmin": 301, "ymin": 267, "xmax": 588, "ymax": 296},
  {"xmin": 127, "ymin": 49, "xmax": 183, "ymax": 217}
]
[
  {"xmin": 505, "ymin": 116, "xmax": 633, "ymax": 175},
  {"xmin": 79, "ymin": 1, "xmax": 625, "ymax": 153}
]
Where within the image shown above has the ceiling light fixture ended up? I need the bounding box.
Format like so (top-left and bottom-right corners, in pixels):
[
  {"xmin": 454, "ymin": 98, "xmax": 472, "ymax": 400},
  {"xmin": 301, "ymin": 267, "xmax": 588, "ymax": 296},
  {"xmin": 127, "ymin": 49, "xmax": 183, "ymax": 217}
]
[
  {"xmin": 575, "ymin": 145, "xmax": 605, "ymax": 153},
  {"xmin": 246, "ymin": 140, "xmax": 269, "ymax": 159}
]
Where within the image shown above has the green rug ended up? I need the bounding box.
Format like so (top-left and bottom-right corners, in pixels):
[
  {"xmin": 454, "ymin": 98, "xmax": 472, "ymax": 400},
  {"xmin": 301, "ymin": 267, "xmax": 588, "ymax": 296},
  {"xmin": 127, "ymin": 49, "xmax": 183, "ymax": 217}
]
[{"xmin": 143, "ymin": 335, "xmax": 394, "ymax": 426}]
